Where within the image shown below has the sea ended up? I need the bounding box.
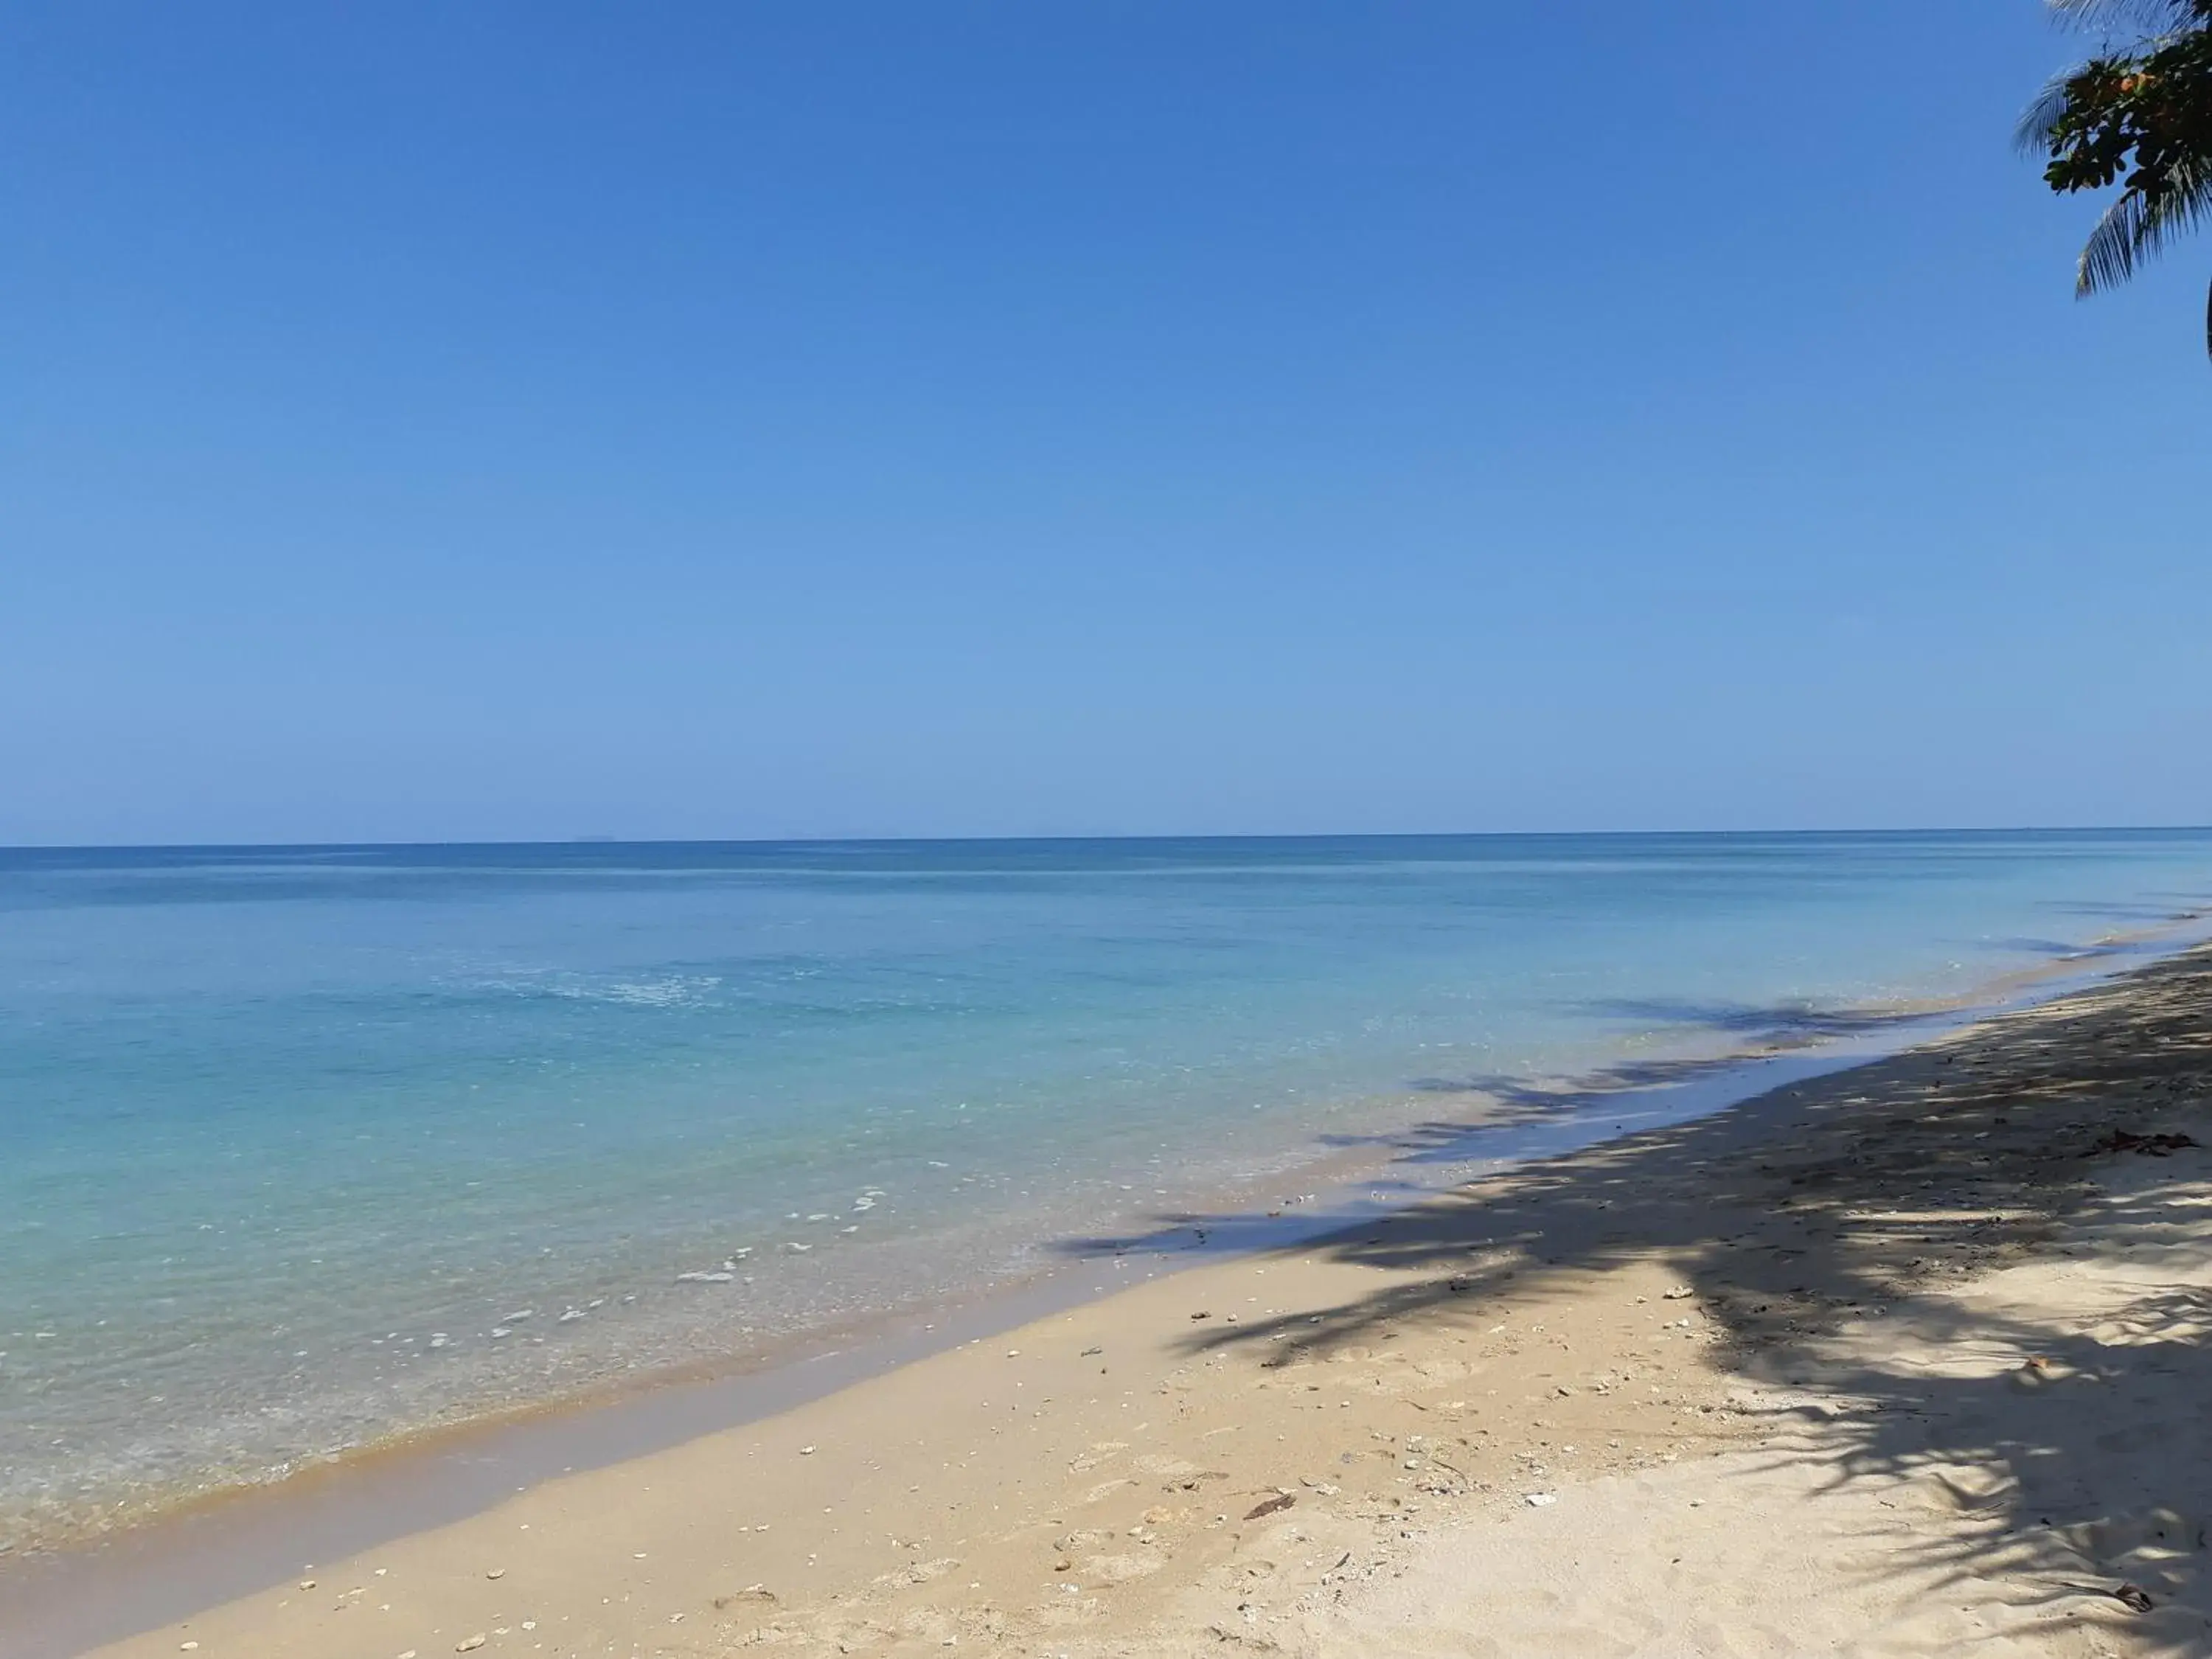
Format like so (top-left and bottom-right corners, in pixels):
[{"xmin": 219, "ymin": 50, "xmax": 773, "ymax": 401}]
[{"xmin": 3, "ymin": 830, "xmax": 2209, "ymax": 1551}]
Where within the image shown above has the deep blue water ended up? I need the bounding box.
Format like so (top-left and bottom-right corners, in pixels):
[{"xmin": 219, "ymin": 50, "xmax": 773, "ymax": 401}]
[{"xmin": 2, "ymin": 830, "xmax": 2209, "ymax": 1543}]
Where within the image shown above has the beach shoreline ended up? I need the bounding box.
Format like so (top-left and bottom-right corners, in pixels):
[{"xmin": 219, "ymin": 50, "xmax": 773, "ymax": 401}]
[
  {"xmin": 10, "ymin": 915, "xmax": 2212, "ymax": 1658},
  {"xmin": 11, "ymin": 832, "xmax": 2210, "ymax": 1573}
]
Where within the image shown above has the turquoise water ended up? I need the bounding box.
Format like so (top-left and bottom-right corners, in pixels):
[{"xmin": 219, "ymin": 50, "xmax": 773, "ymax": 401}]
[{"xmin": 3, "ymin": 831, "xmax": 2210, "ymax": 1545}]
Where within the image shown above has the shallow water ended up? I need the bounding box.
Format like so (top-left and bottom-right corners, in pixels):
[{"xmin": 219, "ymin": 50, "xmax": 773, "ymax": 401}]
[{"xmin": 2, "ymin": 830, "xmax": 2208, "ymax": 1545}]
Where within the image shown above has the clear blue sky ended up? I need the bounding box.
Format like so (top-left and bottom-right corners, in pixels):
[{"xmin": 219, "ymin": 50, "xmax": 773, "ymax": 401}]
[{"xmin": 3, "ymin": 2, "xmax": 2205, "ymax": 844}]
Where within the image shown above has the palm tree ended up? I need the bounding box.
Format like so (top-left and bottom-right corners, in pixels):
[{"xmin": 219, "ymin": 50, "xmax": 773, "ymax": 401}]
[{"xmin": 2017, "ymin": 0, "xmax": 2212, "ymax": 360}]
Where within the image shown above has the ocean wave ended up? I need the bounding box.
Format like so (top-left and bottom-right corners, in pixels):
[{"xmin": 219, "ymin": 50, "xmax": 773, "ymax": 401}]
[{"xmin": 465, "ymin": 973, "xmax": 725, "ymax": 1009}]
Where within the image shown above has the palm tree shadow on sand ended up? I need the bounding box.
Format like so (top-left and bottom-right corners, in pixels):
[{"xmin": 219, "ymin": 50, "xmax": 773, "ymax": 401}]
[{"xmin": 1059, "ymin": 943, "xmax": 2212, "ymax": 1647}]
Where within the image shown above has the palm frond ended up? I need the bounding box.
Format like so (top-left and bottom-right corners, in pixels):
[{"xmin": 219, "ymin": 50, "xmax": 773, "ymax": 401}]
[
  {"xmin": 2014, "ymin": 74, "xmax": 2081, "ymax": 153},
  {"xmin": 2076, "ymin": 161, "xmax": 2212, "ymax": 292},
  {"xmin": 2079, "ymin": 192, "xmax": 2152, "ymax": 291},
  {"xmin": 2049, "ymin": 0, "xmax": 2203, "ymax": 38}
]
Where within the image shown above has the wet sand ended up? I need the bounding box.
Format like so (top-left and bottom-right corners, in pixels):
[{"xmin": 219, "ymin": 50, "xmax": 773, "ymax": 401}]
[{"xmin": 32, "ymin": 936, "xmax": 2212, "ymax": 1657}]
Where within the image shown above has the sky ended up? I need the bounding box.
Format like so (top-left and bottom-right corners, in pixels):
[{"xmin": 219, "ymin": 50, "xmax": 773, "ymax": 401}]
[{"xmin": 2, "ymin": 1, "xmax": 2207, "ymax": 845}]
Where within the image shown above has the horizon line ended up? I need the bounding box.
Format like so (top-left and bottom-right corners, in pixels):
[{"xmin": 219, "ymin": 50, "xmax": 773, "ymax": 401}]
[{"xmin": 6, "ymin": 824, "xmax": 2212, "ymax": 855}]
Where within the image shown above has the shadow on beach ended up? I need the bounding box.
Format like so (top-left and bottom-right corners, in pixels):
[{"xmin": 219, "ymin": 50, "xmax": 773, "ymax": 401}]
[{"xmin": 1074, "ymin": 942, "xmax": 2212, "ymax": 1647}]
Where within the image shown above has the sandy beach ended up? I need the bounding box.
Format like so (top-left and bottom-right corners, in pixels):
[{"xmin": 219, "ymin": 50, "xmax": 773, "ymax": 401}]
[{"xmin": 44, "ymin": 941, "xmax": 2212, "ymax": 1658}]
